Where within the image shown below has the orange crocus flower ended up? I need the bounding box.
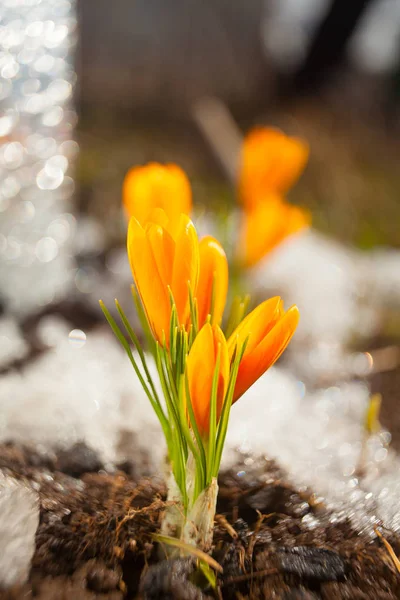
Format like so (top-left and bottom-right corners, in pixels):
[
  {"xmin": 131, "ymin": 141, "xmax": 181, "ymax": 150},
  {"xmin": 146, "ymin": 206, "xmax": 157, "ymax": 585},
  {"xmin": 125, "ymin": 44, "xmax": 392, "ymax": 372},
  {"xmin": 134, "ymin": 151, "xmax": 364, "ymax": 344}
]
[
  {"xmin": 123, "ymin": 163, "xmax": 192, "ymax": 226},
  {"xmin": 239, "ymin": 127, "xmax": 309, "ymax": 209},
  {"xmin": 127, "ymin": 210, "xmax": 199, "ymax": 345},
  {"xmin": 239, "ymin": 196, "xmax": 311, "ymax": 268},
  {"xmin": 186, "ymin": 323, "xmax": 230, "ymax": 437},
  {"xmin": 197, "ymin": 236, "xmax": 229, "ymax": 328},
  {"xmin": 228, "ymin": 297, "xmax": 299, "ymax": 401}
]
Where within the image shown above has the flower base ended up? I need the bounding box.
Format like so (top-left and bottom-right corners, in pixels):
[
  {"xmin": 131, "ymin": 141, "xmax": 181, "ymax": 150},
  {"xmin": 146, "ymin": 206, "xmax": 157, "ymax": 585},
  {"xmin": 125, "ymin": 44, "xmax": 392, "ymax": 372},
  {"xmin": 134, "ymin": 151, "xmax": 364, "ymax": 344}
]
[{"xmin": 160, "ymin": 475, "xmax": 218, "ymax": 554}]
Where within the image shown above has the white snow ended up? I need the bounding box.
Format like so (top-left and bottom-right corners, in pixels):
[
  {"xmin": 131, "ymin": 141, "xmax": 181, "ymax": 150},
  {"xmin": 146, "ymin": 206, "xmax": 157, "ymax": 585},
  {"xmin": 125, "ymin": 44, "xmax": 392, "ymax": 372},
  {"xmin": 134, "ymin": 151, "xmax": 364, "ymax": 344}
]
[
  {"xmin": 248, "ymin": 230, "xmax": 400, "ymax": 379},
  {"xmin": 0, "ymin": 317, "xmax": 28, "ymax": 368},
  {"xmin": 223, "ymin": 367, "xmax": 400, "ymax": 536},
  {"xmin": 0, "ymin": 319, "xmax": 164, "ymax": 471},
  {"xmin": 0, "ymin": 474, "xmax": 39, "ymax": 588}
]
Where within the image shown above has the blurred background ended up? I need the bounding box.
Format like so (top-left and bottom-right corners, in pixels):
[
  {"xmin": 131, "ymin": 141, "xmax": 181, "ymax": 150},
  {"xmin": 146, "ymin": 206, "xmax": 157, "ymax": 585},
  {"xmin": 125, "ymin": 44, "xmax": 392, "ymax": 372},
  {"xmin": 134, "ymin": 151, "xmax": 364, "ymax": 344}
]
[
  {"xmin": 3, "ymin": 0, "xmax": 400, "ymax": 297},
  {"xmin": 2, "ymin": 2, "xmax": 400, "ymax": 347},
  {"xmin": 1, "ymin": 0, "xmax": 400, "ymax": 523},
  {"xmin": 75, "ymin": 0, "xmax": 400, "ymax": 249}
]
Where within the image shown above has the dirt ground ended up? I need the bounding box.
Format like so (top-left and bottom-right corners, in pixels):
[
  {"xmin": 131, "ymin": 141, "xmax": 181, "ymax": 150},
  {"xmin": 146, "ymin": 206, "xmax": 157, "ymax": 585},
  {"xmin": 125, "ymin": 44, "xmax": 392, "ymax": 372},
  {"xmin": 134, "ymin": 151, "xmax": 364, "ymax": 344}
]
[{"xmin": 0, "ymin": 441, "xmax": 399, "ymax": 600}]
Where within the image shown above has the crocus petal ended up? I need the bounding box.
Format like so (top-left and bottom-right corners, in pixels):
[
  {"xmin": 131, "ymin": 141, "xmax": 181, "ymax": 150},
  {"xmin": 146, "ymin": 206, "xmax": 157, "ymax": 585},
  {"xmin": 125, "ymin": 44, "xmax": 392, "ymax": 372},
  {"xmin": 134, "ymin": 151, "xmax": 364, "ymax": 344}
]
[
  {"xmin": 233, "ymin": 305, "xmax": 300, "ymax": 402},
  {"xmin": 145, "ymin": 223, "xmax": 175, "ymax": 288},
  {"xmin": 164, "ymin": 163, "xmax": 192, "ymax": 216},
  {"xmin": 187, "ymin": 324, "xmax": 229, "ymax": 437},
  {"xmin": 123, "ymin": 163, "xmax": 192, "ymax": 225},
  {"xmin": 284, "ymin": 204, "xmax": 311, "ymax": 237},
  {"xmin": 171, "ymin": 214, "xmax": 199, "ymax": 327},
  {"xmin": 187, "ymin": 324, "xmax": 216, "ymax": 436},
  {"xmin": 127, "ymin": 210, "xmax": 202, "ymax": 344},
  {"xmin": 197, "ymin": 236, "xmax": 228, "ymax": 328},
  {"xmin": 238, "ymin": 197, "xmax": 311, "ymax": 268},
  {"xmin": 238, "ymin": 196, "xmax": 288, "ymax": 267},
  {"xmin": 227, "ymin": 297, "xmax": 284, "ymax": 359},
  {"xmin": 149, "ymin": 206, "xmax": 170, "ymax": 230},
  {"xmin": 239, "ymin": 128, "xmax": 309, "ymax": 209},
  {"xmin": 123, "ymin": 165, "xmax": 153, "ymax": 224},
  {"xmin": 127, "ymin": 217, "xmax": 171, "ymax": 343}
]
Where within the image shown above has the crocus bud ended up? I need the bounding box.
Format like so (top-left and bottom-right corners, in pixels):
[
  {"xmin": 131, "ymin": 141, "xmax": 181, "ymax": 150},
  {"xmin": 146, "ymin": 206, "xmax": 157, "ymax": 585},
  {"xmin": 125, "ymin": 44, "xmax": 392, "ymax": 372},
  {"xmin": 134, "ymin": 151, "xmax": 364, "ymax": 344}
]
[
  {"xmin": 123, "ymin": 162, "xmax": 192, "ymax": 225},
  {"xmin": 239, "ymin": 127, "xmax": 309, "ymax": 209},
  {"xmin": 197, "ymin": 236, "xmax": 228, "ymax": 328},
  {"xmin": 228, "ymin": 297, "xmax": 299, "ymax": 401},
  {"xmin": 127, "ymin": 210, "xmax": 199, "ymax": 344},
  {"xmin": 186, "ymin": 323, "xmax": 229, "ymax": 437}
]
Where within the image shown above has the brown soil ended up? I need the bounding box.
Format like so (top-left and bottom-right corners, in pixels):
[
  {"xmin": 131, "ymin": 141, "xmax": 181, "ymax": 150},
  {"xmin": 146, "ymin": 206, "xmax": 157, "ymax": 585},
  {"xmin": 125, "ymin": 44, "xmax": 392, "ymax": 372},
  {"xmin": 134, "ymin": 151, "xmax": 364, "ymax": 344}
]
[{"xmin": 0, "ymin": 443, "xmax": 399, "ymax": 599}]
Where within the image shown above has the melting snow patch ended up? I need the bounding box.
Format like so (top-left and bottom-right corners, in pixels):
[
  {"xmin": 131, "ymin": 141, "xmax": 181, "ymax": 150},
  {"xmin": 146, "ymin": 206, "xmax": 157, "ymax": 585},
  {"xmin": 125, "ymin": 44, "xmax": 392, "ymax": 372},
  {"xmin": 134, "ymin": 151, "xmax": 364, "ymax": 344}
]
[
  {"xmin": 223, "ymin": 367, "xmax": 399, "ymax": 536},
  {"xmin": 0, "ymin": 317, "xmax": 28, "ymax": 367},
  {"xmin": 0, "ymin": 474, "xmax": 39, "ymax": 588},
  {"xmin": 248, "ymin": 230, "xmax": 400, "ymax": 376},
  {"xmin": 0, "ymin": 320, "xmax": 162, "ymax": 470}
]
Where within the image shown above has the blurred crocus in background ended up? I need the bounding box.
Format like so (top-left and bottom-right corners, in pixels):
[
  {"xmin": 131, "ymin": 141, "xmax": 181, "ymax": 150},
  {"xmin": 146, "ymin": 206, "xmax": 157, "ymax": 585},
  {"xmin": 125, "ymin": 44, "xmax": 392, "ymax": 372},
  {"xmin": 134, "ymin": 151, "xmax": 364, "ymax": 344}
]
[
  {"xmin": 237, "ymin": 127, "xmax": 311, "ymax": 267},
  {"xmin": 123, "ymin": 162, "xmax": 192, "ymax": 225}
]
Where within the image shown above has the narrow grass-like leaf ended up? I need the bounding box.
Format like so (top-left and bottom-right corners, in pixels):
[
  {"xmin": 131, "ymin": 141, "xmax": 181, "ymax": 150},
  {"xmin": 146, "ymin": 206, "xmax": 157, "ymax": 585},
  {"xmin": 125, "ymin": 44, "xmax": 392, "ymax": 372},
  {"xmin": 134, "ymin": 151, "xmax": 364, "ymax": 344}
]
[
  {"xmin": 155, "ymin": 344, "xmax": 187, "ymax": 505},
  {"xmin": 130, "ymin": 285, "xmax": 156, "ymax": 355},
  {"xmin": 224, "ymin": 294, "xmax": 251, "ymax": 339},
  {"xmin": 206, "ymin": 344, "xmax": 221, "ymax": 484},
  {"xmin": 174, "ymin": 374, "xmax": 205, "ymax": 496},
  {"xmin": 241, "ymin": 294, "xmax": 251, "ymax": 319},
  {"xmin": 188, "ymin": 284, "xmax": 198, "ymax": 339},
  {"xmin": 184, "ymin": 372, "xmax": 207, "ymax": 496},
  {"xmin": 169, "ymin": 305, "xmax": 178, "ymax": 366},
  {"xmin": 156, "ymin": 345, "xmax": 181, "ymax": 441},
  {"xmin": 213, "ymin": 339, "xmax": 247, "ymax": 477},
  {"xmin": 115, "ymin": 300, "xmax": 161, "ymax": 409},
  {"xmin": 198, "ymin": 560, "xmax": 217, "ymax": 589},
  {"xmin": 224, "ymin": 295, "xmax": 240, "ymax": 339},
  {"xmin": 99, "ymin": 301, "xmax": 169, "ymax": 438},
  {"xmin": 188, "ymin": 323, "xmax": 195, "ymax": 350},
  {"xmin": 160, "ymin": 345, "xmax": 189, "ymax": 463}
]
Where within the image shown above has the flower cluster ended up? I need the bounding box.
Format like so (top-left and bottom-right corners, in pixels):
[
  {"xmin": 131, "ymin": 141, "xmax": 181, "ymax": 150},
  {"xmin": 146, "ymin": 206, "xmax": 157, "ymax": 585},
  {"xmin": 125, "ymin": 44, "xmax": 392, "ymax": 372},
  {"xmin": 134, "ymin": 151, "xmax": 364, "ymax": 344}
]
[
  {"xmin": 126, "ymin": 207, "xmax": 298, "ymax": 426},
  {"xmin": 102, "ymin": 127, "xmax": 302, "ymax": 552}
]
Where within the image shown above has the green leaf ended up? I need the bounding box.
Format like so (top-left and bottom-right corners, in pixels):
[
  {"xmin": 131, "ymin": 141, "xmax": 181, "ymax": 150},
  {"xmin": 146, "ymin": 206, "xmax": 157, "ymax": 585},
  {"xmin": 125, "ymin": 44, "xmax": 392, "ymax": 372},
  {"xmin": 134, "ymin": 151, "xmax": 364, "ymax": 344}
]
[
  {"xmin": 115, "ymin": 300, "xmax": 161, "ymax": 409},
  {"xmin": 155, "ymin": 344, "xmax": 188, "ymax": 506},
  {"xmin": 184, "ymin": 372, "xmax": 207, "ymax": 498},
  {"xmin": 198, "ymin": 560, "xmax": 217, "ymax": 589},
  {"xmin": 188, "ymin": 284, "xmax": 198, "ymax": 341},
  {"xmin": 213, "ymin": 339, "xmax": 247, "ymax": 477},
  {"xmin": 224, "ymin": 294, "xmax": 250, "ymax": 339},
  {"xmin": 206, "ymin": 344, "xmax": 221, "ymax": 484},
  {"xmin": 99, "ymin": 301, "xmax": 170, "ymax": 440},
  {"xmin": 169, "ymin": 305, "xmax": 178, "ymax": 365},
  {"xmin": 130, "ymin": 285, "xmax": 156, "ymax": 355}
]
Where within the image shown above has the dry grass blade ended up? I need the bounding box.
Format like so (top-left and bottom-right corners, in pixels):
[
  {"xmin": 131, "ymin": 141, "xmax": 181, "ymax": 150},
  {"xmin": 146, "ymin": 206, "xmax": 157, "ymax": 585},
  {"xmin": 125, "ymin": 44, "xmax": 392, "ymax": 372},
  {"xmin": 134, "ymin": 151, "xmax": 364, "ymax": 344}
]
[
  {"xmin": 153, "ymin": 533, "xmax": 224, "ymax": 573},
  {"xmin": 215, "ymin": 514, "xmax": 238, "ymax": 539},
  {"xmin": 192, "ymin": 97, "xmax": 242, "ymax": 183},
  {"xmin": 375, "ymin": 528, "xmax": 400, "ymax": 574}
]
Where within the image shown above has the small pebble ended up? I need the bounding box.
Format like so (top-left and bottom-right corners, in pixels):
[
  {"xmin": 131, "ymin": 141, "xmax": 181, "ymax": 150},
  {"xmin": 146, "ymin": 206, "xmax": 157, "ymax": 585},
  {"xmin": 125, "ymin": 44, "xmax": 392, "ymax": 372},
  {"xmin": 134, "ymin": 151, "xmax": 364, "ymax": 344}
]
[{"xmin": 276, "ymin": 546, "xmax": 347, "ymax": 582}]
